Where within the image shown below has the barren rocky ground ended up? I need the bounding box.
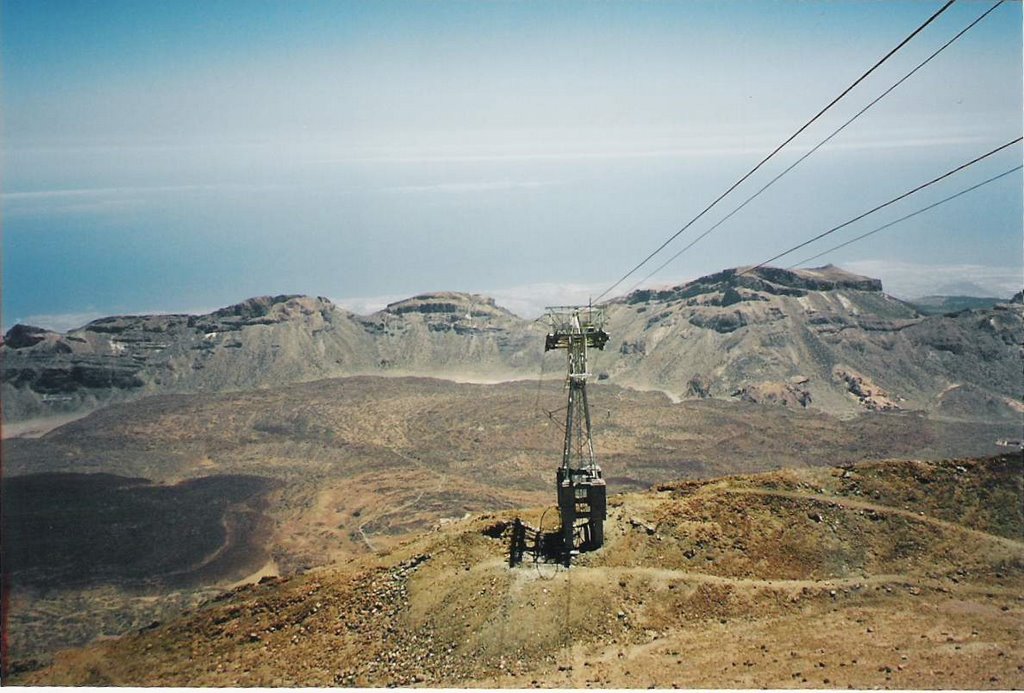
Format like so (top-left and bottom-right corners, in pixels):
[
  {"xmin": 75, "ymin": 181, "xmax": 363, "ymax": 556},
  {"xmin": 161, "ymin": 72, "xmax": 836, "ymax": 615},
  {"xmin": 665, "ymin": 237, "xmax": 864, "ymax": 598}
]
[
  {"xmin": 5, "ymin": 376, "xmax": 1014, "ymax": 574},
  {"xmin": 10, "ymin": 453, "xmax": 1021, "ymax": 688},
  {"xmin": 3, "ymin": 265, "xmax": 1020, "ymax": 685},
  {"xmin": 2, "ymin": 374, "xmax": 1020, "ymax": 679}
]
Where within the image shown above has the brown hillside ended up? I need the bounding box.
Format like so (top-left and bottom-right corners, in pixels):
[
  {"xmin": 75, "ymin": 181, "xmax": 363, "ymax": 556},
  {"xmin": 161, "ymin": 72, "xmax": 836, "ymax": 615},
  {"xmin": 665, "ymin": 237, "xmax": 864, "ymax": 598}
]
[
  {"xmin": 3, "ymin": 375, "xmax": 1018, "ymax": 668},
  {"xmin": 12, "ymin": 453, "xmax": 1022, "ymax": 688}
]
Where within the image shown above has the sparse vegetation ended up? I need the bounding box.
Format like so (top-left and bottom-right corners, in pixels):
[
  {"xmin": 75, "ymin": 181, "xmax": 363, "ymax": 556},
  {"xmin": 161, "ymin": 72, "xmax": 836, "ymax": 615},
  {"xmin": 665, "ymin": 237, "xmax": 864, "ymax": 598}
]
[
  {"xmin": 9, "ymin": 454, "xmax": 1021, "ymax": 688},
  {"xmin": 2, "ymin": 375, "xmax": 1019, "ymax": 675}
]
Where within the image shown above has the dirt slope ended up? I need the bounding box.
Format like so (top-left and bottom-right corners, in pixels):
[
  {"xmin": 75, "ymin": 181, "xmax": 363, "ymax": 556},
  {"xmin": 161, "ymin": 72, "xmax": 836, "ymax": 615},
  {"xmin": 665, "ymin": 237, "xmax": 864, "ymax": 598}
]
[
  {"xmin": 12, "ymin": 453, "xmax": 1022, "ymax": 689},
  {"xmin": 3, "ymin": 375, "xmax": 1018, "ymax": 666},
  {"xmin": 5, "ymin": 376, "xmax": 1015, "ymax": 571}
]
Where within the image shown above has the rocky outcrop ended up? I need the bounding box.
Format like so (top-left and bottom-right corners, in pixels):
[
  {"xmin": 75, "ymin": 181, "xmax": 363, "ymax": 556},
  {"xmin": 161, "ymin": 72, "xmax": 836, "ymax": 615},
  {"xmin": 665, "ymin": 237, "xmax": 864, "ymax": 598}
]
[
  {"xmin": 3, "ymin": 325, "xmax": 56, "ymax": 349},
  {"xmin": 687, "ymin": 374, "xmax": 713, "ymax": 398},
  {"xmin": 626, "ymin": 265, "xmax": 883, "ymax": 305},
  {"xmin": 688, "ymin": 311, "xmax": 748, "ymax": 333},
  {"xmin": 384, "ymin": 293, "xmax": 514, "ymax": 319},
  {"xmin": 832, "ymin": 367, "xmax": 899, "ymax": 411},
  {"xmin": 732, "ymin": 381, "xmax": 812, "ymax": 408}
]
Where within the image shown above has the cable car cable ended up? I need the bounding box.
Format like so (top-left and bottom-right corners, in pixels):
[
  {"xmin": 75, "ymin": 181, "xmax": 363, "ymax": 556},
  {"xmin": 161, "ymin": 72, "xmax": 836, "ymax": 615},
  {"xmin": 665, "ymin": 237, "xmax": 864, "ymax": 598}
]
[
  {"xmin": 592, "ymin": 0, "xmax": 957, "ymax": 303},
  {"xmin": 620, "ymin": 0, "xmax": 1004, "ymax": 297},
  {"xmin": 786, "ymin": 164, "xmax": 1022, "ymax": 269},
  {"xmin": 739, "ymin": 136, "xmax": 1022, "ymax": 274}
]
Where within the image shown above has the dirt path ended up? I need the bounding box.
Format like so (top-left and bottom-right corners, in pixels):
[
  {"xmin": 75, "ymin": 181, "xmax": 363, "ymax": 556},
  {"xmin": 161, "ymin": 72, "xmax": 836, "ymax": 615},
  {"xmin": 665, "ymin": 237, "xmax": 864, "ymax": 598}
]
[
  {"xmin": 587, "ymin": 565, "xmax": 1021, "ymax": 597},
  {"xmin": 229, "ymin": 559, "xmax": 280, "ymax": 589},
  {"xmin": 357, "ymin": 522, "xmax": 377, "ymax": 552},
  {"xmin": 1, "ymin": 411, "xmax": 93, "ymax": 439},
  {"xmin": 722, "ymin": 486, "xmax": 1024, "ymax": 551}
]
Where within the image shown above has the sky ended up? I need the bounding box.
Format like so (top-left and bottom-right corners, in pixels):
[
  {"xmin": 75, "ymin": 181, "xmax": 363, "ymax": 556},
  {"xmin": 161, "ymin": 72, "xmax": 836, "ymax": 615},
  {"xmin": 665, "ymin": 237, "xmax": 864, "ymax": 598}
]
[{"xmin": 3, "ymin": 0, "xmax": 1022, "ymax": 330}]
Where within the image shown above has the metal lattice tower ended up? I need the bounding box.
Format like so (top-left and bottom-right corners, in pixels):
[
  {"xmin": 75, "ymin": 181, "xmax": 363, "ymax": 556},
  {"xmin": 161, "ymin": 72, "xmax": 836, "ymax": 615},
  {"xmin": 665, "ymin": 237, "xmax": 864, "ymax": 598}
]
[{"xmin": 544, "ymin": 305, "xmax": 609, "ymax": 565}]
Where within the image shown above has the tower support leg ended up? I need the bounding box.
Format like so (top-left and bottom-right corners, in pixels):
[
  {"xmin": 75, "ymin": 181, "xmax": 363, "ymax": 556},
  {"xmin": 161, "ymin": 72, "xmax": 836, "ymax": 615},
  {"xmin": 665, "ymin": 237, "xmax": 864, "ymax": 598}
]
[{"xmin": 557, "ymin": 467, "xmax": 576, "ymax": 566}]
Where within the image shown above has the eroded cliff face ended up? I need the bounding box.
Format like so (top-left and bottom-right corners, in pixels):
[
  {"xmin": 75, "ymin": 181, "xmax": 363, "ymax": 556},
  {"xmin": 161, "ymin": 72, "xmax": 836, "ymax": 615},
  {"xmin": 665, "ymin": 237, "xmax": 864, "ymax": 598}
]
[
  {"xmin": 2, "ymin": 296, "xmax": 357, "ymax": 421},
  {"xmin": 360, "ymin": 292, "xmax": 542, "ymax": 375},
  {"xmin": 1, "ymin": 293, "xmax": 545, "ymax": 422},
  {"xmin": 602, "ymin": 265, "xmax": 1022, "ymax": 416},
  {"xmin": 4, "ymin": 266, "xmax": 1020, "ymax": 422}
]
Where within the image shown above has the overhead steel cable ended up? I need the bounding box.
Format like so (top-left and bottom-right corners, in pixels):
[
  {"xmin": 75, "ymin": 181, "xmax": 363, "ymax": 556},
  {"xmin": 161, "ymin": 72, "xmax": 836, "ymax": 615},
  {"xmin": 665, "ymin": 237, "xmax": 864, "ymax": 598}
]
[
  {"xmin": 739, "ymin": 136, "xmax": 1023, "ymax": 275},
  {"xmin": 621, "ymin": 0, "xmax": 1004, "ymax": 298},
  {"xmin": 787, "ymin": 164, "xmax": 1023, "ymax": 269},
  {"xmin": 592, "ymin": 0, "xmax": 957, "ymax": 303}
]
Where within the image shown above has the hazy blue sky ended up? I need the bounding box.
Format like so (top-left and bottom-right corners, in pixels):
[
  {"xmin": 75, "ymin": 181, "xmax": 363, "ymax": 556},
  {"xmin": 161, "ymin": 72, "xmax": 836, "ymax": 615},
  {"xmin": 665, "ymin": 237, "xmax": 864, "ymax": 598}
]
[{"xmin": 3, "ymin": 0, "xmax": 1021, "ymax": 329}]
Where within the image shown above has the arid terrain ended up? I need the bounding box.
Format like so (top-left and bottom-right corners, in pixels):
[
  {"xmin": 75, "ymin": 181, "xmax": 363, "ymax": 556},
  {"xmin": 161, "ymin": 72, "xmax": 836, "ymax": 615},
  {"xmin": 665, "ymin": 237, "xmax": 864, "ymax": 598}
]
[
  {"xmin": 4, "ymin": 266, "xmax": 1021, "ymax": 422},
  {"xmin": 2, "ymin": 264, "xmax": 1021, "ymax": 686},
  {"xmin": 5, "ymin": 0, "xmax": 1022, "ymax": 681},
  {"xmin": 9, "ymin": 453, "xmax": 1022, "ymax": 688},
  {"xmin": 2, "ymin": 374, "xmax": 1019, "ymax": 677}
]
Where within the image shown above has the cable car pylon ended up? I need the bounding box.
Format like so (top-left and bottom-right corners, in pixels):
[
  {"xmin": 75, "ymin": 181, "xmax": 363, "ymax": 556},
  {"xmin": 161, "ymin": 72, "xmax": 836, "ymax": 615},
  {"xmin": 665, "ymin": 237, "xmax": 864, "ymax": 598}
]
[{"xmin": 509, "ymin": 305, "xmax": 609, "ymax": 567}]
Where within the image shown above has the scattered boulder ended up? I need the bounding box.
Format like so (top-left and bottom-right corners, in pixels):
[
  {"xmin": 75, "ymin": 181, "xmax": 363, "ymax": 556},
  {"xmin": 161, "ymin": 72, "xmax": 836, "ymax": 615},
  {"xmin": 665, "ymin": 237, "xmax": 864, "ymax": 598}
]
[
  {"xmin": 688, "ymin": 374, "xmax": 713, "ymax": 398},
  {"xmin": 688, "ymin": 311, "xmax": 748, "ymax": 333},
  {"xmin": 733, "ymin": 381, "xmax": 811, "ymax": 408},
  {"xmin": 620, "ymin": 340, "xmax": 646, "ymax": 355},
  {"xmin": 833, "ymin": 366, "xmax": 899, "ymax": 411},
  {"xmin": 628, "ymin": 517, "xmax": 657, "ymax": 535}
]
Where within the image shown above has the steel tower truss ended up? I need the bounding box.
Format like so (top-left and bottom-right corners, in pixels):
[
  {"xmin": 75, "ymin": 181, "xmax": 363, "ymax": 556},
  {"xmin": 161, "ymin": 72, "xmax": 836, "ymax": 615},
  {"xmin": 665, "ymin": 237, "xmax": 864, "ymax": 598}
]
[{"xmin": 544, "ymin": 306, "xmax": 609, "ymax": 565}]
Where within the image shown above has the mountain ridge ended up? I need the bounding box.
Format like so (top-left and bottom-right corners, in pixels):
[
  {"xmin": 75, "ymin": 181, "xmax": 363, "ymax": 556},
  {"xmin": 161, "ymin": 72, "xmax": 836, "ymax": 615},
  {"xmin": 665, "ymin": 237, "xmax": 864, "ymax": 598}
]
[{"xmin": 3, "ymin": 266, "xmax": 1021, "ymax": 423}]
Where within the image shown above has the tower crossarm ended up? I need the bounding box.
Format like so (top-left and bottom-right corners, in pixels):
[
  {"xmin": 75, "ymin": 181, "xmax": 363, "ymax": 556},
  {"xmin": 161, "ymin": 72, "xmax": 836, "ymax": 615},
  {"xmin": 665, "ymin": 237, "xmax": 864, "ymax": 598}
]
[
  {"xmin": 543, "ymin": 306, "xmax": 609, "ymax": 352},
  {"xmin": 544, "ymin": 330, "xmax": 609, "ymax": 352}
]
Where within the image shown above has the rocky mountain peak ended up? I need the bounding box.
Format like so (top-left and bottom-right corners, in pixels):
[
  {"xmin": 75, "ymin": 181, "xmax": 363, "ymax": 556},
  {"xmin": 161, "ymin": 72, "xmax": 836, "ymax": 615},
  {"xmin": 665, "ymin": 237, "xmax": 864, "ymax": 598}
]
[
  {"xmin": 212, "ymin": 294, "xmax": 331, "ymax": 320},
  {"xmin": 746, "ymin": 265, "xmax": 884, "ymax": 292},
  {"xmin": 381, "ymin": 292, "xmax": 514, "ymax": 319},
  {"xmin": 2, "ymin": 324, "xmax": 56, "ymax": 349},
  {"xmin": 4, "ymin": 264, "xmax": 1019, "ymax": 424},
  {"xmin": 624, "ymin": 265, "xmax": 883, "ymax": 305}
]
